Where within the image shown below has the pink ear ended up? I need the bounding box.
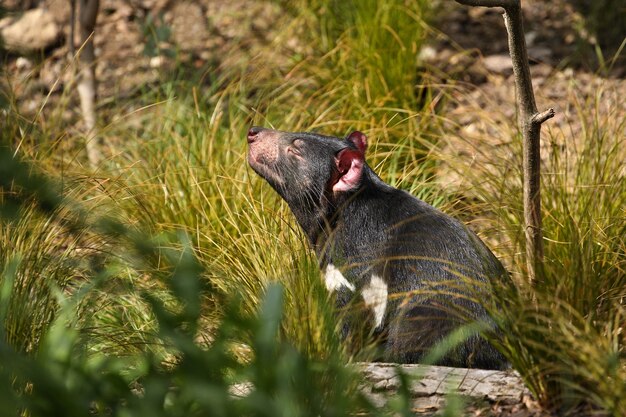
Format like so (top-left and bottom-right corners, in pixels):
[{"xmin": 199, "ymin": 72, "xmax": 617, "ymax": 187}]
[
  {"xmin": 333, "ymin": 149, "xmax": 364, "ymax": 192},
  {"xmin": 347, "ymin": 131, "xmax": 367, "ymax": 154}
]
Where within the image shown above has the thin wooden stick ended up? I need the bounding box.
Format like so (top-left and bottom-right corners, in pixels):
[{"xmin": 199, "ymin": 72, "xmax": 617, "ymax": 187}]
[
  {"xmin": 77, "ymin": 0, "xmax": 101, "ymax": 168},
  {"xmin": 454, "ymin": 0, "xmax": 554, "ymax": 283}
]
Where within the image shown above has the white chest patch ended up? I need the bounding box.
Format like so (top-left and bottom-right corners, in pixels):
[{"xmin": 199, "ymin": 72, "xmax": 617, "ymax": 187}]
[
  {"xmin": 323, "ymin": 264, "xmax": 355, "ymax": 292},
  {"xmin": 361, "ymin": 274, "xmax": 388, "ymax": 329}
]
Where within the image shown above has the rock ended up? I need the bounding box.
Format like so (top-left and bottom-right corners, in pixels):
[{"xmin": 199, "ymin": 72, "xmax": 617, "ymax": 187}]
[
  {"xmin": 359, "ymin": 363, "xmax": 547, "ymax": 415},
  {"xmin": 0, "ymin": 8, "xmax": 61, "ymax": 53},
  {"xmin": 150, "ymin": 56, "xmax": 164, "ymax": 68},
  {"xmin": 483, "ymin": 54, "xmax": 513, "ymax": 75},
  {"xmin": 525, "ymin": 31, "xmax": 538, "ymax": 47},
  {"xmin": 528, "ymin": 46, "xmax": 552, "ymax": 63},
  {"xmin": 418, "ymin": 45, "xmax": 438, "ymax": 63},
  {"xmin": 169, "ymin": 2, "xmax": 207, "ymax": 51},
  {"xmin": 15, "ymin": 57, "xmax": 32, "ymax": 70},
  {"xmin": 39, "ymin": 59, "xmax": 64, "ymax": 93},
  {"xmin": 228, "ymin": 362, "xmax": 538, "ymax": 416},
  {"xmin": 359, "ymin": 363, "xmax": 530, "ymax": 406},
  {"xmin": 134, "ymin": 0, "xmax": 170, "ymax": 10}
]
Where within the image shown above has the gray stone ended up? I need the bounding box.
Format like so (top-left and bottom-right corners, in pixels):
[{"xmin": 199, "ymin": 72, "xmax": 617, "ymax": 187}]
[
  {"xmin": 418, "ymin": 45, "xmax": 438, "ymax": 63},
  {"xmin": 15, "ymin": 56, "xmax": 32, "ymax": 70},
  {"xmin": 528, "ymin": 46, "xmax": 552, "ymax": 63},
  {"xmin": 483, "ymin": 54, "xmax": 514, "ymax": 75},
  {"xmin": 0, "ymin": 8, "xmax": 61, "ymax": 53},
  {"xmin": 228, "ymin": 362, "xmax": 533, "ymax": 415},
  {"xmin": 358, "ymin": 362, "xmax": 530, "ymax": 410}
]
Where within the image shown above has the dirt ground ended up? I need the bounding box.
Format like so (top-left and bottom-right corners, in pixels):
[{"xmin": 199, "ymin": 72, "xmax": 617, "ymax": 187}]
[
  {"xmin": 3, "ymin": 0, "xmax": 624, "ymax": 180},
  {"xmin": 3, "ymin": 0, "xmax": 624, "ymax": 134},
  {"xmin": 425, "ymin": 1, "xmax": 625, "ymax": 193}
]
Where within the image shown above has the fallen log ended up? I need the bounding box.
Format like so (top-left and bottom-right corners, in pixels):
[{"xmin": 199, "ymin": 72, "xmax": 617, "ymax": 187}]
[
  {"xmin": 358, "ymin": 362, "xmax": 534, "ymax": 414},
  {"xmin": 232, "ymin": 362, "xmax": 540, "ymax": 415}
]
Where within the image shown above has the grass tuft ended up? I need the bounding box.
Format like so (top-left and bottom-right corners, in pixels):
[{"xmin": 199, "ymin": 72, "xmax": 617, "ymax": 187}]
[{"xmin": 1, "ymin": 0, "xmax": 624, "ymax": 414}]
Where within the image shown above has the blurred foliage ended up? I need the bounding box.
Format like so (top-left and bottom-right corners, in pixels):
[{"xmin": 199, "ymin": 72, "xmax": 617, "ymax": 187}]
[
  {"xmin": 570, "ymin": 0, "xmax": 626, "ymax": 56},
  {"xmin": 141, "ymin": 12, "xmax": 176, "ymax": 59},
  {"xmin": 0, "ymin": 146, "xmax": 407, "ymax": 417}
]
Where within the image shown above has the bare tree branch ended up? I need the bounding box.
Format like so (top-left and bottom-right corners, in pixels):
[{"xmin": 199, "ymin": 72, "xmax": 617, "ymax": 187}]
[
  {"xmin": 453, "ymin": 0, "xmax": 555, "ymax": 283},
  {"xmin": 454, "ymin": 0, "xmax": 515, "ymax": 8},
  {"xmin": 531, "ymin": 108, "xmax": 555, "ymax": 125},
  {"xmin": 68, "ymin": 0, "xmax": 76, "ymax": 57},
  {"xmin": 76, "ymin": 0, "xmax": 101, "ymax": 167}
]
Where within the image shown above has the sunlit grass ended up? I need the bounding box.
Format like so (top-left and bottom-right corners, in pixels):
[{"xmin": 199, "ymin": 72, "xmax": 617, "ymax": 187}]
[
  {"xmin": 1, "ymin": 0, "xmax": 625, "ymax": 415},
  {"xmin": 438, "ymin": 77, "xmax": 626, "ymax": 413}
]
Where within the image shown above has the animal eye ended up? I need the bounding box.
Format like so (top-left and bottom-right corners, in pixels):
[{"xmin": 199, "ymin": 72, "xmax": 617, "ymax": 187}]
[
  {"xmin": 288, "ymin": 139, "xmax": 304, "ymax": 158},
  {"xmin": 287, "ymin": 146, "xmax": 302, "ymax": 158}
]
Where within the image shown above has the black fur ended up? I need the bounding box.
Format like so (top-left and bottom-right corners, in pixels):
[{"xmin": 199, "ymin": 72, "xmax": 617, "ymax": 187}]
[{"xmin": 247, "ymin": 127, "xmax": 508, "ymax": 369}]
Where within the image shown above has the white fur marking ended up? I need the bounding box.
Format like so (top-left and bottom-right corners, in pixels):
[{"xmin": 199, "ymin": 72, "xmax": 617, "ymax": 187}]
[
  {"xmin": 361, "ymin": 275, "xmax": 388, "ymax": 328},
  {"xmin": 323, "ymin": 264, "xmax": 355, "ymax": 292}
]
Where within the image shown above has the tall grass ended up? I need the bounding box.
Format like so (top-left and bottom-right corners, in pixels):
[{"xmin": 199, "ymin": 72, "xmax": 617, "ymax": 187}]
[
  {"xmin": 305, "ymin": 0, "xmax": 430, "ymax": 107},
  {"xmin": 0, "ymin": 151, "xmax": 384, "ymax": 416},
  {"xmin": 439, "ymin": 79, "xmax": 626, "ymax": 413},
  {"xmin": 1, "ymin": 0, "xmax": 625, "ymax": 415},
  {"xmin": 92, "ymin": 0, "xmax": 437, "ymax": 360}
]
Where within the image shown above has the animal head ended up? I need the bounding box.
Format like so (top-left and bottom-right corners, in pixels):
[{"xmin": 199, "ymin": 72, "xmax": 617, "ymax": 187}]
[{"xmin": 247, "ymin": 127, "xmax": 369, "ymax": 240}]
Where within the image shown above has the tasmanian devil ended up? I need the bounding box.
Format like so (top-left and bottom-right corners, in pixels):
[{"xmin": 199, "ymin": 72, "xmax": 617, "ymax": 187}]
[{"xmin": 247, "ymin": 126, "xmax": 508, "ymax": 369}]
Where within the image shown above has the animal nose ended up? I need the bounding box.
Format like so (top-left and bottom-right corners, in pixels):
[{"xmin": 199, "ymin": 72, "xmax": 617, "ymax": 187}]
[{"xmin": 247, "ymin": 126, "xmax": 265, "ymax": 143}]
